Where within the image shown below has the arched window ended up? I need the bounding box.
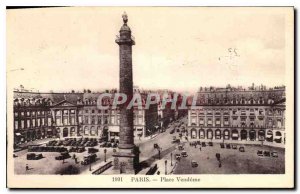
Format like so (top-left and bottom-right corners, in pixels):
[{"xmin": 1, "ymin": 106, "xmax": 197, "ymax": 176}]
[{"xmin": 215, "ymin": 129, "xmax": 221, "ymax": 139}]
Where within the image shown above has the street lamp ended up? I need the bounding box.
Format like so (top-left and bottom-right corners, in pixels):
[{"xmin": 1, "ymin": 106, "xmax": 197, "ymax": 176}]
[
  {"xmin": 171, "ymin": 153, "xmax": 173, "ymax": 166},
  {"xmin": 165, "ymin": 160, "xmax": 167, "ymax": 175},
  {"xmin": 104, "ymin": 149, "xmax": 107, "ymax": 162}
]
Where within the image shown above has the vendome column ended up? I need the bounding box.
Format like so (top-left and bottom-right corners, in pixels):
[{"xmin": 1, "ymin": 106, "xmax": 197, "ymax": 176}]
[{"xmin": 113, "ymin": 12, "xmax": 139, "ymax": 174}]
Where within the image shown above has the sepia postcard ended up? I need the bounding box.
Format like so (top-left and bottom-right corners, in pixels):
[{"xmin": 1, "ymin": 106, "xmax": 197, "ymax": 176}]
[{"xmin": 6, "ymin": 6, "xmax": 294, "ymax": 188}]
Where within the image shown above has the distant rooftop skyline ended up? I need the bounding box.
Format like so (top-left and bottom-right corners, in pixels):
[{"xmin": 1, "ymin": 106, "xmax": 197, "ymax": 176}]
[{"xmin": 7, "ymin": 7, "xmax": 288, "ymax": 93}]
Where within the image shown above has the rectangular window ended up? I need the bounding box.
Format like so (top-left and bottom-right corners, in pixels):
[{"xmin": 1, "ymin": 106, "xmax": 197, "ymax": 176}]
[
  {"xmin": 78, "ymin": 116, "xmax": 82, "ymax": 123},
  {"xmin": 71, "ymin": 117, "xmax": 75, "ymax": 125},
  {"xmin": 63, "ymin": 117, "xmax": 68, "ymax": 125},
  {"xmin": 21, "ymin": 112, "xmax": 24, "ymax": 116},
  {"xmin": 37, "ymin": 119, "xmax": 40, "ymax": 126},
  {"xmin": 91, "ymin": 116, "xmax": 95, "ymax": 124},
  {"xmin": 37, "ymin": 111, "xmax": 40, "ymax": 116},
  {"xmin": 48, "ymin": 118, "xmax": 52, "ymax": 126},
  {"xmin": 56, "ymin": 118, "xmax": 61, "ymax": 126},
  {"xmin": 98, "ymin": 116, "xmax": 102, "ymax": 125},
  {"xmin": 15, "ymin": 121, "xmax": 18, "ymax": 130},
  {"xmin": 207, "ymin": 118, "xmax": 212, "ymax": 125},
  {"xmin": 27, "ymin": 119, "xmax": 30, "ymax": 128},
  {"xmin": 32, "ymin": 119, "xmax": 36, "ymax": 127},
  {"xmin": 21, "ymin": 120, "xmax": 24, "ymax": 129},
  {"xmin": 26, "ymin": 111, "xmax": 30, "ymax": 116},
  {"xmin": 70, "ymin": 109, "xmax": 75, "ymax": 114},
  {"xmin": 42, "ymin": 118, "xmax": 45, "ymax": 126},
  {"xmin": 63, "ymin": 110, "xmax": 68, "ymax": 115},
  {"xmin": 32, "ymin": 111, "xmax": 35, "ymax": 116}
]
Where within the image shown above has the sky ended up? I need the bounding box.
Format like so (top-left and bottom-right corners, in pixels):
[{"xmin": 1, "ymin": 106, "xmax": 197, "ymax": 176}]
[{"xmin": 6, "ymin": 7, "xmax": 290, "ymax": 93}]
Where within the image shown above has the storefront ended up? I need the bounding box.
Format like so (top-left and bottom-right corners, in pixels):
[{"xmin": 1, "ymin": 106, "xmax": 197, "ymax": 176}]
[
  {"xmin": 223, "ymin": 129, "xmax": 230, "ymax": 140},
  {"xmin": 258, "ymin": 129, "xmax": 265, "ymax": 141},
  {"xmin": 274, "ymin": 131, "xmax": 282, "ymax": 143},
  {"xmin": 207, "ymin": 129, "xmax": 213, "ymax": 139},
  {"xmin": 215, "ymin": 129, "xmax": 221, "ymax": 139},
  {"xmin": 231, "ymin": 129, "xmax": 239, "ymax": 140},
  {"xmin": 266, "ymin": 130, "xmax": 273, "ymax": 142},
  {"xmin": 249, "ymin": 130, "xmax": 256, "ymax": 141},
  {"xmin": 241, "ymin": 129, "xmax": 247, "ymax": 140},
  {"xmin": 199, "ymin": 129, "xmax": 205, "ymax": 139},
  {"xmin": 191, "ymin": 128, "xmax": 197, "ymax": 139}
]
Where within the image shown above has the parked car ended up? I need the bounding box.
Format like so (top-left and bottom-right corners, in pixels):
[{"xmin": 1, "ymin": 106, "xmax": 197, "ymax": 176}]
[
  {"xmin": 181, "ymin": 151, "xmax": 188, "ymax": 157},
  {"xmin": 263, "ymin": 151, "xmax": 271, "ymax": 157},
  {"xmin": 271, "ymin": 151, "xmax": 278, "ymax": 157},
  {"xmin": 169, "ymin": 129, "xmax": 175, "ymax": 134},
  {"xmin": 178, "ymin": 145, "xmax": 184, "ymax": 150},
  {"xmin": 27, "ymin": 153, "xmax": 43, "ymax": 160},
  {"xmin": 226, "ymin": 144, "xmax": 231, "ymax": 149},
  {"xmin": 175, "ymin": 153, "xmax": 181, "ymax": 160},
  {"xmin": 201, "ymin": 142, "xmax": 206, "ymax": 147},
  {"xmin": 191, "ymin": 160, "xmax": 198, "ymax": 168},
  {"xmin": 208, "ymin": 142, "xmax": 213, "ymax": 146},
  {"xmin": 257, "ymin": 150, "xmax": 264, "ymax": 156},
  {"xmin": 88, "ymin": 148, "xmax": 99, "ymax": 153},
  {"xmin": 239, "ymin": 146, "xmax": 245, "ymax": 152},
  {"xmin": 220, "ymin": 143, "xmax": 225, "ymax": 148},
  {"xmin": 232, "ymin": 144, "xmax": 237, "ymax": 149},
  {"xmin": 81, "ymin": 154, "xmax": 97, "ymax": 165},
  {"xmin": 55, "ymin": 152, "xmax": 70, "ymax": 160},
  {"xmin": 172, "ymin": 139, "xmax": 180, "ymax": 144}
]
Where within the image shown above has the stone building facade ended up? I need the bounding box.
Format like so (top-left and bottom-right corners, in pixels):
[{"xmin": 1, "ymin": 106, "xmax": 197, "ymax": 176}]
[
  {"xmin": 187, "ymin": 85, "xmax": 286, "ymax": 145},
  {"xmin": 13, "ymin": 90, "xmax": 159, "ymax": 146}
]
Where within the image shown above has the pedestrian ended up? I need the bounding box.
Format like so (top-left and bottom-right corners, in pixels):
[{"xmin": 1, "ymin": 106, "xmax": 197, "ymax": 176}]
[
  {"xmin": 75, "ymin": 157, "xmax": 78, "ymax": 164},
  {"xmin": 73, "ymin": 154, "xmax": 76, "ymax": 159},
  {"xmin": 157, "ymin": 171, "xmax": 160, "ymax": 175},
  {"xmin": 199, "ymin": 147, "xmax": 201, "ymax": 151},
  {"xmin": 26, "ymin": 164, "xmax": 29, "ymax": 171},
  {"xmin": 219, "ymin": 161, "xmax": 222, "ymax": 168}
]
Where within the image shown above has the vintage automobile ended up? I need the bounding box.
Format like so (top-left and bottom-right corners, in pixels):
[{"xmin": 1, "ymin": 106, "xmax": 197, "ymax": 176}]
[
  {"xmin": 181, "ymin": 151, "xmax": 188, "ymax": 157},
  {"xmin": 169, "ymin": 129, "xmax": 175, "ymax": 134},
  {"xmin": 208, "ymin": 142, "xmax": 213, "ymax": 146},
  {"xmin": 232, "ymin": 144, "xmax": 237, "ymax": 149},
  {"xmin": 175, "ymin": 153, "xmax": 181, "ymax": 160},
  {"xmin": 239, "ymin": 146, "xmax": 245, "ymax": 152},
  {"xmin": 257, "ymin": 150, "xmax": 264, "ymax": 156},
  {"xmin": 191, "ymin": 160, "xmax": 198, "ymax": 168},
  {"xmin": 201, "ymin": 142, "xmax": 206, "ymax": 147},
  {"xmin": 27, "ymin": 153, "xmax": 43, "ymax": 160},
  {"xmin": 226, "ymin": 144, "xmax": 231, "ymax": 149},
  {"xmin": 55, "ymin": 152, "xmax": 70, "ymax": 160},
  {"xmin": 220, "ymin": 143, "xmax": 225, "ymax": 148},
  {"xmin": 271, "ymin": 151, "xmax": 278, "ymax": 157},
  {"xmin": 88, "ymin": 148, "xmax": 99, "ymax": 153},
  {"xmin": 263, "ymin": 151, "xmax": 271, "ymax": 157},
  {"xmin": 178, "ymin": 145, "xmax": 184, "ymax": 150},
  {"xmin": 81, "ymin": 154, "xmax": 97, "ymax": 165},
  {"xmin": 172, "ymin": 139, "xmax": 180, "ymax": 144}
]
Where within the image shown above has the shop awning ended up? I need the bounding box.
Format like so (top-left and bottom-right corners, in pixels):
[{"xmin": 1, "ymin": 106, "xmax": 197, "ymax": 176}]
[
  {"xmin": 232, "ymin": 133, "xmax": 239, "ymax": 137},
  {"xmin": 109, "ymin": 126, "xmax": 119, "ymax": 133},
  {"xmin": 266, "ymin": 134, "xmax": 273, "ymax": 138}
]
